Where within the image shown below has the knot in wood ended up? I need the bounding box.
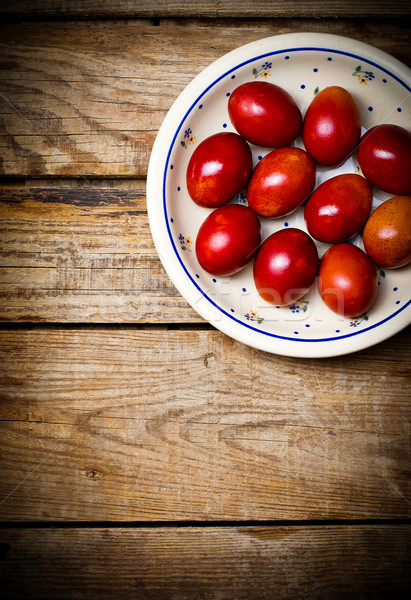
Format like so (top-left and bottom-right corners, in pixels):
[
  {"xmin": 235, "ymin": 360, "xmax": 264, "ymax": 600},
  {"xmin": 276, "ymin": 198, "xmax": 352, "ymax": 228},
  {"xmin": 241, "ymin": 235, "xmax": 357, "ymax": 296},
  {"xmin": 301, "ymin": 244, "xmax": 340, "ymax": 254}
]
[
  {"xmin": 86, "ymin": 469, "xmax": 100, "ymax": 479},
  {"xmin": 203, "ymin": 352, "xmax": 216, "ymax": 368}
]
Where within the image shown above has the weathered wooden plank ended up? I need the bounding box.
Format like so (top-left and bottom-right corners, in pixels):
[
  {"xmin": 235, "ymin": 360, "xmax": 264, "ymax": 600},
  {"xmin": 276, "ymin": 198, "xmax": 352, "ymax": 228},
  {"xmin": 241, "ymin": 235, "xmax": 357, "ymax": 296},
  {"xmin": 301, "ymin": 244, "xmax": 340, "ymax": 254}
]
[
  {"xmin": 0, "ymin": 20, "xmax": 410, "ymax": 177},
  {"xmin": 1, "ymin": 0, "xmax": 410, "ymax": 19},
  {"xmin": 1, "ymin": 526, "xmax": 410, "ymax": 600},
  {"xmin": 0, "ymin": 328, "xmax": 409, "ymax": 521},
  {"xmin": 0, "ymin": 186, "xmax": 200, "ymax": 322}
]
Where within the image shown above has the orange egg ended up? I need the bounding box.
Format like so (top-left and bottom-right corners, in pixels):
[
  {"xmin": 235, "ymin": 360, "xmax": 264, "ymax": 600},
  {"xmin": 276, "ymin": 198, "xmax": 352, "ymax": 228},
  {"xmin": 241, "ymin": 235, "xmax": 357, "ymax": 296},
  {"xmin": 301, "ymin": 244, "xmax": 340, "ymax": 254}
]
[{"xmin": 363, "ymin": 196, "xmax": 411, "ymax": 268}]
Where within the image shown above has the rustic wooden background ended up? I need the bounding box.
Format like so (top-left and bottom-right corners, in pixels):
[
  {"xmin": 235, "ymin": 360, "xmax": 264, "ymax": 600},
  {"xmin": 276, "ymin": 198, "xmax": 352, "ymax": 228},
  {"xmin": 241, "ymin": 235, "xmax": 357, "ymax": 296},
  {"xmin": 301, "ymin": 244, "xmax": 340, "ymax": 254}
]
[{"xmin": 1, "ymin": 1, "xmax": 410, "ymax": 598}]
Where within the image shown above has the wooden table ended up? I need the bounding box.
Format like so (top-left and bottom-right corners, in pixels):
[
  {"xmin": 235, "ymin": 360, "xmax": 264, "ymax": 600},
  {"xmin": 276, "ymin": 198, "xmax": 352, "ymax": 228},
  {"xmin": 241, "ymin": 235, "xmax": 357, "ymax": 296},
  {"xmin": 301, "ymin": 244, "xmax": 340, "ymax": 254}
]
[{"xmin": 1, "ymin": 2, "xmax": 410, "ymax": 598}]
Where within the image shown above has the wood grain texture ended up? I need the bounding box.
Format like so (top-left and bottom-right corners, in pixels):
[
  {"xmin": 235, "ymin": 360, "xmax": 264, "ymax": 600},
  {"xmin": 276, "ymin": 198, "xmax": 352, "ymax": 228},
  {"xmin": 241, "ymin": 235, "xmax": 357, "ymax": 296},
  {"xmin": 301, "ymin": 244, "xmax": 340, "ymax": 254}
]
[
  {"xmin": 0, "ymin": 328, "xmax": 410, "ymax": 521},
  {"xmin": 0, "ymin": 7, "xmax": 409, "ymax": 597},
  {"xmin": 1, "ymin": 526, "xmax": 411, "ymax": 600},
  {"xmin": 0, "ymin": 186, "xmax": 199, "ymax": 322},
  {"xmin": 1, "ymin": 19, "xmax": 410, "ymax": 178},
  {"xmin": 2, "ymin": 0, "xmax": 411, "ymax": 19}
]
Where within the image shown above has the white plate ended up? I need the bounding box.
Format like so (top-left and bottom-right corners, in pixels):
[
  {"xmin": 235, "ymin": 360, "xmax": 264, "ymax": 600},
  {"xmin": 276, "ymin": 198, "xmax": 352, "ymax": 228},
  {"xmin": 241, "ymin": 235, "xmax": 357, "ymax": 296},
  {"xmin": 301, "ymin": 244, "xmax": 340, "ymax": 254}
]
[{"xmin": 147, "ymin": 32, "xmax": 411, "ymax": 358}]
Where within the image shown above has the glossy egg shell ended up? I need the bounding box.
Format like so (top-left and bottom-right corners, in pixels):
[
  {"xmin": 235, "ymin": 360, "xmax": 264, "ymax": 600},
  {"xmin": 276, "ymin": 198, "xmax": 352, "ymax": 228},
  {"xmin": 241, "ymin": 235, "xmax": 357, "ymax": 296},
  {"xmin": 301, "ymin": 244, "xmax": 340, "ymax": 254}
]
[
  {"xmin": 195, "ymin": 204, "xmax": 262, "ymax": 276},
  {"xmin": 253, "ymin": 228, "xmax": 318, "ymax": 306},
  {"xmin": 363, "ymin": 196, "xmax": 411, "ymax": 268},
  {"xmin": 247, "ymin": 147, "xmax": 316, "ymax": 218},
  {"xmin": 228, "ymin": 81, "xmax": 302, "ymax": 148},
  {"xmin": 302, "ymin": 86, "xmax": 361, "ymax": 166},
  {"xmin": 186, "ymin": 132, "xmax": 253, "ymax": 208},
  {"xmin": 304, "ymin": 174, "xmax": 373, "ymax": 244},
  {"xmin": 357, "ymin": 124, "xmax": 411, "ymax": 195},
  {"xmin": 318, "ymin": 244, "xmax": 378, "ymax": 317}
]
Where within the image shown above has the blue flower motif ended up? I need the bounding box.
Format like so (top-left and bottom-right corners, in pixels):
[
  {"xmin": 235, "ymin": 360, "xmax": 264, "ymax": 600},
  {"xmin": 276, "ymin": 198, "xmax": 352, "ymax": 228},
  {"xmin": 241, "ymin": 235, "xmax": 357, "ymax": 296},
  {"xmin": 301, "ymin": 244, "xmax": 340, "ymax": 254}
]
[
  {"xmin": 235, "ymin": 192, "xmax": 248, "ymax": 206},
  {"xmin": 350, "ymin": 314, "xmax": 369, "ymax": 327},
  {"xmin": 353, "ymin": 66, "xmax": 375, "ymax": 84},
  {"xmin": 181, "ymin": 128, "xmax": 196, "ymax": 148},
  {"xmin": 178, "ymin": 233, "xmax": 192, "ymax": 251},
  {"xmin": 253, "ymin": 62, "xmax": 272, "ymax": 79},
  {"xmin": 289, "ymin": 300, "xmax": 309, "ymax": 313},
  {"xmin": 244, "ymin": 310, "xmax": 264, "ymax": 324}
]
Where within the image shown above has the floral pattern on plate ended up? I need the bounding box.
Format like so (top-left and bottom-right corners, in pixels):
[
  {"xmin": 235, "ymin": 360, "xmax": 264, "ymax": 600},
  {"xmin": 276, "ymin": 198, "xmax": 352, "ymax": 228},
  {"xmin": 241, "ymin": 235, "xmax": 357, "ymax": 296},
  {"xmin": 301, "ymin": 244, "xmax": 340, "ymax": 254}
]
[{"xmin": 181, "ymin": 128, "xmax": 196, "ymax": 148}]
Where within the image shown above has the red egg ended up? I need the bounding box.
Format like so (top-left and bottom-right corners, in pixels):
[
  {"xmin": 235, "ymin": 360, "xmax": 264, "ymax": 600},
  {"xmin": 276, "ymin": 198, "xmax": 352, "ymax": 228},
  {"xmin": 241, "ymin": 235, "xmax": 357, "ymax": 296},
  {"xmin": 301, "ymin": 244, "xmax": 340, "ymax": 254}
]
[
  {"xmin": 318, "ymin": 244, "xmax": 378, "ymax": 317},
  {"xmin": 228, "ymin": 81, "xmax": 302, "ymax": 148},
  {"xmin": 247, "ymin": 147, "xmax": 316, "ymax": 218},
  {"xmin": 195, "ymin": 204, "xmax": 261, "ymax": 276},
  {"xmin": 357, "ymin": 124, "xmax": 411, "ymax": 195},
  {"xmin": 253, "ymin": 228, "xmax": 318, "ymax": 306},
  {"xmin": 303, "ymin": 86, "xmax": 361, "ymax": 166},
  {"xmin": 363, "ymin": 196, "xmax": 411, "ymax": 268},
  {"xmin": 304, "ymin": 174, "xmax": 373, "ymax": 244},
  {"xmin": 186, "ymin": 132, "xmax": 253, "ymax": 208}
]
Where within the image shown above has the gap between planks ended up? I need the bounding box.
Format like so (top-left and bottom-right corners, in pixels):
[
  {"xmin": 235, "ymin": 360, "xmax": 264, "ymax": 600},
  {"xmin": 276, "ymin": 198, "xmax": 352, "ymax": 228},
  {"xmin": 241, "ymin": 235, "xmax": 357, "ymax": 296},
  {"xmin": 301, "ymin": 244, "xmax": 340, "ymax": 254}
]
[
  {"xmin": 0, "ymin": 322, "xmax": 214, "ymax": 331},
  {"xmin": 0, "ymin": 518, "xmax": 410, "ymax": 529},
  {"xmin": 1, "ymin": 1, "xmax": 411, "ymax": 20},
  {"xmin": 0, "ymin": 179, "xmax": 147, "ymax": 189}
]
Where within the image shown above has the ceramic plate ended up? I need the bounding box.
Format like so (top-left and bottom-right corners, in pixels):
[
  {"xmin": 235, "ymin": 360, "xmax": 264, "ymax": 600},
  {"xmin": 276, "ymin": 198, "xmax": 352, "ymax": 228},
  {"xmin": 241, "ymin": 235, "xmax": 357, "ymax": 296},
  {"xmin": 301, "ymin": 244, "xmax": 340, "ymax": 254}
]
[{"xmin": 147, "ymin": 32, "xmax": 411, "ymax": 358}]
